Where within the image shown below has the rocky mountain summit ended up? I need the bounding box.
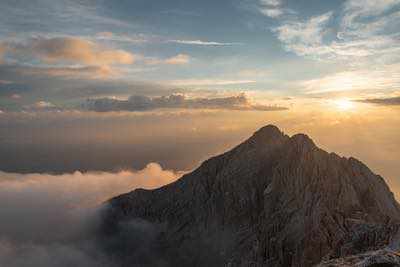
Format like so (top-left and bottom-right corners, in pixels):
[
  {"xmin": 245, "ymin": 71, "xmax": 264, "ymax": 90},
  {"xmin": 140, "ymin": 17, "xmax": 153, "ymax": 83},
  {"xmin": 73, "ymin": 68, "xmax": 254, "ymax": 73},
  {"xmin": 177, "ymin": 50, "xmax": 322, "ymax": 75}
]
[{"xmin": 102, "ymin": 125, "xmax": 400, "ymax": 266}]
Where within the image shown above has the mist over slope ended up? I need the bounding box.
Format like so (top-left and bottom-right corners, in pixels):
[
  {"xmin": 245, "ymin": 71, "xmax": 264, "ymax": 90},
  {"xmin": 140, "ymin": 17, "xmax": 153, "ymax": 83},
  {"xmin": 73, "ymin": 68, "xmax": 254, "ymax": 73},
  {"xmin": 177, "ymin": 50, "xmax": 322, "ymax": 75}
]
[{"xmin": 0, "ymin": 164, "xmax": 180, "ymax": 267}]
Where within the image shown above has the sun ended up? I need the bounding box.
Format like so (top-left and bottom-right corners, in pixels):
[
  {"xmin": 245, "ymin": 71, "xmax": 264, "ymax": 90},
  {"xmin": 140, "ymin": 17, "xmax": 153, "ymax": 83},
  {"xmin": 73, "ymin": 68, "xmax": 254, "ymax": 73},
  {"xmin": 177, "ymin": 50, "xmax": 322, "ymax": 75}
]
[{"xmin": 334, "ymin": 99, "xmax": 355, "ymax": 111}]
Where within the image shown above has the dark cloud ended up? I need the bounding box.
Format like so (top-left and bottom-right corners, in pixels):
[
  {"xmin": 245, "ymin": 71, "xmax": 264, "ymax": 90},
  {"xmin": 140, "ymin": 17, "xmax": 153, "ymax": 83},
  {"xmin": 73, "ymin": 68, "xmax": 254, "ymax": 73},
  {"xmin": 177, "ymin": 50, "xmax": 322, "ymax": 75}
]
[
  {"xmin": 0, "ymin": 64, "xmax": 181, "ymax": 110},
  {"xmin": 0, "ymin": 63, "xmax": 285, "ymax": 113},
  {"xmin": 356, "ymin": 96, "xmax": 400, "ymax": 106},
  {"xmin": 85, "ymin": 94, "xmax": 288, "ymax": 112}
]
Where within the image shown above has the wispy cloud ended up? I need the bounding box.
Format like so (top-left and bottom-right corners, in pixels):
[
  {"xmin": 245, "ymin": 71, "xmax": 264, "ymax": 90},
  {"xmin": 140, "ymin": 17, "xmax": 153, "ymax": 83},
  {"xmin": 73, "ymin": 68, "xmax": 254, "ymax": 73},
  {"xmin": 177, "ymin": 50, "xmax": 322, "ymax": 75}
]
[
  {"xmin": 273, "ymin": 0, "xmax": 400, "ymax": 63},
  {"xmin": 260, "ymin": 0, "xmax": 280, "ymax": 6},
  {"xmin": 301, "ymin": 64, "xmax": 400, "ymax": 94},
  {"xmin": 160, "ymin": 9, "xmax": 202, "ymax": 17},
  {"xmin": 0, "ymin": 0, "xmax": 132, "ymax": 36},
  {"xmin": 258, "ymin": 0, "xmax": 295, "ymax": 18},
  {"xmin": 167, "ymin": 39, "xmax": 241, "ymax": 46},
  {"xmin": 274, "ymin": 12, "xmax": 333, "ymax": 57},
  {"xmin": 341, "ymin": 0, "xmax": 400, "ymax": 37},
  {"xmin": 166, "ymin": 79, "xmax": 256, "ymax": 86},
  {"xmin": 95, "ymin": 32, "xmax": 149, "ymax": 44},
  {"xmin": 238, "ymin": 69, "xmax": 270, "ymax": 78},
  {"xmin": 268, "ymin": 0, "xmax": 400, "ymax": 94},
  {"xmin": 145, "ymin": 54, "xmax": 191, "ymax": 65},
  {"xmin": 93, "ymin": 32, "xmax": 241, "ymax": 47}
]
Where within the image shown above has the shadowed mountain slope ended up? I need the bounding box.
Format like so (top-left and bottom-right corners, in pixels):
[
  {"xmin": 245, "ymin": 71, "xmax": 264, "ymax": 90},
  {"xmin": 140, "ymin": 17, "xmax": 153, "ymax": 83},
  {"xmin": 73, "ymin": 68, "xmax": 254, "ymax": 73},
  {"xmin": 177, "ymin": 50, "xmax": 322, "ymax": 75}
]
[{"xmin": 102, "ymin": 125, "xmax": 400, "ymax": 266}]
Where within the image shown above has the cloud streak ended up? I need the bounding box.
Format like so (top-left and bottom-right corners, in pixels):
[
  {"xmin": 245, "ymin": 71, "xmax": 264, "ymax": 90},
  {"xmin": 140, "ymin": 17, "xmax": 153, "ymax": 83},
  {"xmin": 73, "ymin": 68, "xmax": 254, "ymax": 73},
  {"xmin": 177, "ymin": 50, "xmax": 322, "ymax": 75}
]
[
  {"xmin": 167, "ymin": 39, "xmax": 240, "ymax": 46},
  {"xmin": 85, "ymin": 94, "xmax": 288, "ymax": 112},
  {"xmin": 356, "ymin": 96, "xmax": 400, "ymax": 105},
  {"xmin": 301, "ymin": 64, "xmax": 400, "ymax": 94},
  {"xmin": 167, "ymin": 79, "xmax": 256, "ymax": 86},
  {"xmin": 145, "ymin": 54, "xmax": 190, "ymax": 65},
  {"xmin": 20, "ymin": 65, "xmax": 118, "ymax": 79}
]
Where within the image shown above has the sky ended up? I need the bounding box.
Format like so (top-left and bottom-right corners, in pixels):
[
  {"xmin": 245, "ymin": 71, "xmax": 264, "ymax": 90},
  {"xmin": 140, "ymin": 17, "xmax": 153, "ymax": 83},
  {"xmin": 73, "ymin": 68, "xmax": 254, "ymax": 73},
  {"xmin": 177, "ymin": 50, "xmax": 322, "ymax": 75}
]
[
  {"xmin": 0, "ymin": 1, "xmax": 400, "ymax": 265},
  {"xmin": 0, "ymin": 0, "xmax": 399, "ymax": 108}
]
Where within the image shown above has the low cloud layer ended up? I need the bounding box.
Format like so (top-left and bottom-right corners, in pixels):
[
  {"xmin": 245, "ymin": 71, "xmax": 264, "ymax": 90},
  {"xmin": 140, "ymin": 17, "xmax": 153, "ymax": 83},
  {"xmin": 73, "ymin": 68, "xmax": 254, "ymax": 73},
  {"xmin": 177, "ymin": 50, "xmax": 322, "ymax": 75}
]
[
  {"xmin": 356, "ymin": 96, "xmax": 400, "ymax": 105},
  {"xmin": 0, "ymin": 163, "xmax": 181, "ymax": 267},
  {"xmin": 85, "ymin": 94, "xmax": 287, "ymax": 112}
]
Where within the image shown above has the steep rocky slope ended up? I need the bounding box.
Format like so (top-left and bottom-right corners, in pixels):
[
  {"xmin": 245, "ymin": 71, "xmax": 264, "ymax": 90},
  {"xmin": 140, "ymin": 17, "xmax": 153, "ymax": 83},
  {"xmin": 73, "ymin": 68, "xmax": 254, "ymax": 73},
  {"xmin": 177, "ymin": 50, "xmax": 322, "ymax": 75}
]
[{"xmin": 102, "ymin": 125, "xmax": 400, "ymax": 266}]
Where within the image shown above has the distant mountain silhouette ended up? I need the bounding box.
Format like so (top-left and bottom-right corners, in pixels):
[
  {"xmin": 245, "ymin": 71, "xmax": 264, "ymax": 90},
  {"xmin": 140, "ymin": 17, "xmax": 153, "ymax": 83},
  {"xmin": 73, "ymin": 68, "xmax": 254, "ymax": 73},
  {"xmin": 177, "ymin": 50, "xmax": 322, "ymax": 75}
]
[{"xmin": 101, "ymin": 125, "xmax": 400, "ymax": 266}]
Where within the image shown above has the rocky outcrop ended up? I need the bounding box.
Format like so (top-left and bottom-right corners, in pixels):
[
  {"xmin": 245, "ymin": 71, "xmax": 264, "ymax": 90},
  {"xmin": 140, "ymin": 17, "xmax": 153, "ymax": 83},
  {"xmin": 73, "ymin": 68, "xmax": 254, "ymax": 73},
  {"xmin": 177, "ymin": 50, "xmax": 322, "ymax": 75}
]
[
  {"xmin": 317, "ymin": 249, "xmax": 400, "ymax": 266},
  {"xmin": 102, "ymin": 125, "xmax": 400, "ymax": 266}
]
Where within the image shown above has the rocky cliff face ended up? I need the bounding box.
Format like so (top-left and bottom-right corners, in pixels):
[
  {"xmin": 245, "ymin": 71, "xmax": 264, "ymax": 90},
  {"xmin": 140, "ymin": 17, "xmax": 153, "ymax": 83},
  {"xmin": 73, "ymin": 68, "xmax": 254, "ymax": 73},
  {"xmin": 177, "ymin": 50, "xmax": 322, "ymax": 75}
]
[{"xmin": 101, "ymin": 125, "xmax": 400, "ymax": 266}]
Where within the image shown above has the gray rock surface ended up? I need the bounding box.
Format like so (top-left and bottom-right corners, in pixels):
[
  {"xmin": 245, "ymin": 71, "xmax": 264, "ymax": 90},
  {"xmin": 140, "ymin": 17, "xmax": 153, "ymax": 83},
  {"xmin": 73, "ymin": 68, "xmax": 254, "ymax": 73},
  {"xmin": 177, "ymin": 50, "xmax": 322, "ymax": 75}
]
[
  {"xmin": 317, "ymin": 249, "xmax": 400, "ymax": 266},
  {"xmin": 102, "ymin": 125, "xmax": 400, "ymax": 266}
]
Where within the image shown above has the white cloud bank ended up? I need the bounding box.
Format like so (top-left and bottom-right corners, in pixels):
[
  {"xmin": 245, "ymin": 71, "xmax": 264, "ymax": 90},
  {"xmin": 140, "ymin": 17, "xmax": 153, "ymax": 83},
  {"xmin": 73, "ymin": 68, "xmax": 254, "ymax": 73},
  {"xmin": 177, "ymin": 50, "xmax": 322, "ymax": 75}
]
[
  {"xmin": 0, "ymin": 163, "xmax": 181, "ymax": 209},
  {"xmin": 0, "ymin": 163, "xmax": 182, "ymax": 266}
]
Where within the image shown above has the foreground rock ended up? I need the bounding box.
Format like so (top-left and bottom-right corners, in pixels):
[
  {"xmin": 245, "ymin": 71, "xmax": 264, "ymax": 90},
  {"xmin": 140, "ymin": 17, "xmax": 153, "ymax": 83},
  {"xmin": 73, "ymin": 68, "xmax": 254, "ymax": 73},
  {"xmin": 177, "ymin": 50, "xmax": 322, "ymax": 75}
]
[
  {"xmin": 317, "ymin": 249, "xmax": 400, "ymax": 266},
  {"xmin": 101, "ymin": 125, "xmax": 400, "ymax": 266}
]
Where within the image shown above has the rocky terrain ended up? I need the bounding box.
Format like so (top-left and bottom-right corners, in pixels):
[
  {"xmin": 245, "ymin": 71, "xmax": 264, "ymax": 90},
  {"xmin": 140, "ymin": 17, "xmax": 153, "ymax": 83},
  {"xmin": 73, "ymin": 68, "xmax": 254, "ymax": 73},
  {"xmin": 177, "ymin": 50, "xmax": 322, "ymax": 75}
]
[
  {"xmin": 317, "ymin": 249, "xmax": 400, "ymax": 266},
  {"xmin": 101, "ymin": 125, "xmax": 400, "ymax": 266}
]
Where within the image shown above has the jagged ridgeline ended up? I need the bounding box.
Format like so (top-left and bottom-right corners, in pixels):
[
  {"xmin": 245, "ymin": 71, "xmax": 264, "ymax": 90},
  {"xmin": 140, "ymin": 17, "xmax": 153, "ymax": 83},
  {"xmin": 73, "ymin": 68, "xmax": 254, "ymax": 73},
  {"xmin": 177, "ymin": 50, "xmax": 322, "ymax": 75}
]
[{"xmin": 100, "ymin": 125, "xmax": 400, "ymax": 267}]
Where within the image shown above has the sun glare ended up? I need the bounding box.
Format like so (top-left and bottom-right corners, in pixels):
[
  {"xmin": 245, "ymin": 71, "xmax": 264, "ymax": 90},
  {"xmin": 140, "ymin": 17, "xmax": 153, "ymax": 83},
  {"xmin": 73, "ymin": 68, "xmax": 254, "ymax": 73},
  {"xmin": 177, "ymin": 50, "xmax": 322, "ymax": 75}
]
[{"xmin": 334, "ymin": 99, "xmax": 355, "ymax": 111}]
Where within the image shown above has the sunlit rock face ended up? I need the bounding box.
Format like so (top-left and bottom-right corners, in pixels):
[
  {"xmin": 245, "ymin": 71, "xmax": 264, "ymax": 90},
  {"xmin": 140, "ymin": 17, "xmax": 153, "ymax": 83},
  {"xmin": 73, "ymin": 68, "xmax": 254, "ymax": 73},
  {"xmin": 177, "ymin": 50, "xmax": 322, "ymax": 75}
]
[{"xmin": 101, "ymin": 125, "xmax": 400, "ymax": 266}]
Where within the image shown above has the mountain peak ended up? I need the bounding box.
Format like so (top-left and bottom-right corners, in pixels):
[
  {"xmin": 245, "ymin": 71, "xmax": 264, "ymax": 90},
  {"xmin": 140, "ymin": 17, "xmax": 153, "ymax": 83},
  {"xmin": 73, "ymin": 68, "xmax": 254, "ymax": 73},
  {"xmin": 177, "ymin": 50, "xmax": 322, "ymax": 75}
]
[
  {"xmin": 103, "ymin": 126, "xmax": 400, "ymax": 267},
  {"xmin": 255, "ymin": 124, "xmax": 282, "ymax": 135},
  {"xmin": 249, "ymin": 124, "xmax": 285, "ymax": 144}
]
